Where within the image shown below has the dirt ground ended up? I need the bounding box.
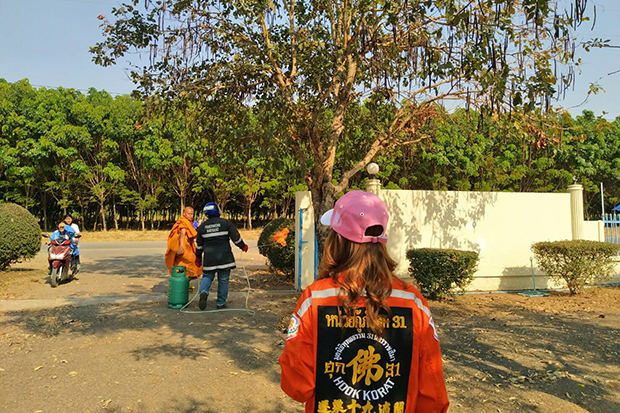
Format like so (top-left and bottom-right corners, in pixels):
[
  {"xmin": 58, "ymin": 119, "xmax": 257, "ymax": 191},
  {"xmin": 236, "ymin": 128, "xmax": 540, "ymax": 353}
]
[
  {"xmin": 0, "ymin": 293, "xmax": 304, "ymax": 413},
  {"xmin": 434, "ymin": 288, "xmax": 620, "ymax": 413},
  {"xmin": 0, "ymin": 239, "xmax": 619, "ymax": 412}
]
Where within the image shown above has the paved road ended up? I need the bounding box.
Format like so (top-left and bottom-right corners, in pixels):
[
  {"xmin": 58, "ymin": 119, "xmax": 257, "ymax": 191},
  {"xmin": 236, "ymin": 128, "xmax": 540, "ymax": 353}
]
[
  {"xmin": 27, "ymin": 239, "xmax": 265, "ymax": 273},
  {"xmin": 1, "ymin": 240, "xmax": 269, "ymax": 309}
]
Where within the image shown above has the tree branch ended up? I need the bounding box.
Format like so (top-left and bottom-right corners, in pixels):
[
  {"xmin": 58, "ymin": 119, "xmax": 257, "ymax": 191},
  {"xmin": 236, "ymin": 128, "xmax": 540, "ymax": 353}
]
[
  {"xmin": 333, "ymin": 132, "xmax": 392, "ymax": 194},
  {"xmin": 259, "ymin": 14, "xmax": 291, "ymax": 96},
  {"xmin": 288, "ymin": 0, "xmax": 297, "ymax": 79}
]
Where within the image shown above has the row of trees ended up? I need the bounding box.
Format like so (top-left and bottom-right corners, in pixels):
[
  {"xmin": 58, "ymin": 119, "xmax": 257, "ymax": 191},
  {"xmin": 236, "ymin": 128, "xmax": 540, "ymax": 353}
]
[
  {"xmin": 0, "ymin": 79, "xmax": 305, "ymax": 230},
  {"xmin": 2, "ymin": 78, "xmax": 618, "ymax": 231}
]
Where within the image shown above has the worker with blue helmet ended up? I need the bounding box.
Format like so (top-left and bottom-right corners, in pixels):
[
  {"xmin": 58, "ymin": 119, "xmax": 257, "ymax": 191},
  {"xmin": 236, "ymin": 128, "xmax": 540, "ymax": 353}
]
[
  {"xmin": 203, "ymin": 202, "xmax": 220, "ymax": 217},
  {"xmin": 195, "ymin": 202, "xmax": 248, "ymax": 310}
]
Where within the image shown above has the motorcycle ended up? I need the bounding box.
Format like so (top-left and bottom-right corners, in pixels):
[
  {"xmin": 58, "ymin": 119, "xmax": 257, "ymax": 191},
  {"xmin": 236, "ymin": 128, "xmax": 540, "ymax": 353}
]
[{"xmin": 42, "ymin": 233, "xmax": 81, "ymax": 288}]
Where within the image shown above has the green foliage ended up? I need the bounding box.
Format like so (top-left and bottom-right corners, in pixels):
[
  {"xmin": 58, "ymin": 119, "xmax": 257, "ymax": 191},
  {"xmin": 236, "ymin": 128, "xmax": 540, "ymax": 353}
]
[
  {"xmin": 92, "ymin": 0, "xmax": 591, "ymax": 227},
  {"xmin": 3, "ymin": 77, "xmax": 620, "ymax": 232},
  {"xmin": 531, "ymin": 240, "xmax": 617, "ymax": 295},
  {"xmin": 258, "ymin": 218, "xmax": 295, "ymax": 277},
  {"xmin": 0, "ymin": 203, "xmax": 42, "ymax": 270},
  {"xmin": 555, "ymin": 110, "xmax": 620, "ymax": 219},
  {"xmin": 406, "ymin": 248, "xmax": 479, "ymax": 300},
  {"xmin": 0, "ymin": 79, "xmax": 308, "ymax": 230}
]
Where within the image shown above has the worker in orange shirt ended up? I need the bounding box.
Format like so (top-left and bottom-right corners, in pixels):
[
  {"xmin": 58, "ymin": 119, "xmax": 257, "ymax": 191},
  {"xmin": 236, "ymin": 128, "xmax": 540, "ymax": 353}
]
[{"xmin": 279, "ymin": 191, "xmax": 449, "ymax": 413}]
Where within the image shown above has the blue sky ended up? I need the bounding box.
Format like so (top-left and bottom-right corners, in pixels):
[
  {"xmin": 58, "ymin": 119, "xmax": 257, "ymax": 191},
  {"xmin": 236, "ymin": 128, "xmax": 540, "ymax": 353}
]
[
  {"xmin": 0, "ymin": 0, "xmax": 136, "ymax": 95},
  {"xmin": 1, "ymin": 0, "xmax": 620, "ymax": 118}
]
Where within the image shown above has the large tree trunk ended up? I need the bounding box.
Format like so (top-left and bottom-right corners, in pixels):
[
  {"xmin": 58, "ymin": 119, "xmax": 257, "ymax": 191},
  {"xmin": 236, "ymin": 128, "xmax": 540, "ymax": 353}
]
[
  {"xmin": 280, "ymin": 195, "xmax": 292, "ymax": 218},
  {"xmin": 99, "ymin": 200, "xmax": 107, "ymax": 232},
  {"xmin": 140, "ymin": 209, "xmax": 146, "ymax": 231},
  {"xmin": 219, "ymin": 199, "xmax": 229, "ymax": 217},
  {"xmin": 41, "ymin": 193, "xmax": 48, "ymax": 231},
  {"xmin": 177, "ymin": 182, "xmax": 187, "ymax": 215},
  {"xmin": 112, "ymin": 198, "xmax": 119, "ymax": 230},
  {"xmin": 80, "ymin": 200, "xmax": 85, "ymax": 230},
  {"xmin": 311, "ymin": 181, "xmax": 336, "ymax": 259},
  {"xmin": 246, "ymin": 202, "xmax": 253, "ymax": 230}
]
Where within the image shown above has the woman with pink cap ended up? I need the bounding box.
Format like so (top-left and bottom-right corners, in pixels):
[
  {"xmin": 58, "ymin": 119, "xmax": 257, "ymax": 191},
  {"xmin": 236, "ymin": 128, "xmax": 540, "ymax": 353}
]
[{"xmin": 279, "ymin": 190, "xmax": 449, "ymax": 413}]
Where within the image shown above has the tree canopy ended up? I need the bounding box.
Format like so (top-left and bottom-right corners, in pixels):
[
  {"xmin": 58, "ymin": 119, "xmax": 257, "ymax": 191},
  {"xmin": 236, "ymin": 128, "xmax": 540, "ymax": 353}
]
[{"xmin": 91, "ymin": 0, "xmax": 593, "ymax": 238}]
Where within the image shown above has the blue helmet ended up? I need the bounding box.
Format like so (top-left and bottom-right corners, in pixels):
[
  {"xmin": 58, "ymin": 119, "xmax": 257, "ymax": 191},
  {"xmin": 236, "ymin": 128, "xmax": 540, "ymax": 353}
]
[{"xmin": 203, "ymin": 202, "xmax": 220, "ymax": 217}]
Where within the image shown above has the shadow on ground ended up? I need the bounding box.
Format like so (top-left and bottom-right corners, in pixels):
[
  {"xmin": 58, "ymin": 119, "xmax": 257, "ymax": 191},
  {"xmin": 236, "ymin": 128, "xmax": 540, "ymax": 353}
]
[
  {"xmin": 0, "ymin": 292, "xmax": 302, "ymax": 412},
  {"xmin": 2, "ymin": 282, "xmax": 618, "ymax": 412},
  {"xmin": 1, "ymin": 293, "xmax": 297, "ymax": 380},
  {"xmin": 104, "ymin": 395, "xmax": 295, "ymax": 413},
  {"xmin": 86, "ymin": 254, "xmax": 167, "ymax": 278},
  {"xmin": 434, "ymin": 292, "xmax": 620, "ymax": 412}
]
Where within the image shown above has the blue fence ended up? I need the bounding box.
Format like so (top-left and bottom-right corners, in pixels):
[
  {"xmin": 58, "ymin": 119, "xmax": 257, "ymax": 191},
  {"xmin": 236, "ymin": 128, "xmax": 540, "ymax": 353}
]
[{"xmin": 603, "ymin": 213, "xmax": 620, "ymax": 244}]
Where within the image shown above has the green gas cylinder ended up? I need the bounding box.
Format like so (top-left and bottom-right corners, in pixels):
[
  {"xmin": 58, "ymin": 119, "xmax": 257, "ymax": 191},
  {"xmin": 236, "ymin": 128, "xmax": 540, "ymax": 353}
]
[{"xmin": 168, "ymin": 265, "xmax": 189, "ymax": 309}]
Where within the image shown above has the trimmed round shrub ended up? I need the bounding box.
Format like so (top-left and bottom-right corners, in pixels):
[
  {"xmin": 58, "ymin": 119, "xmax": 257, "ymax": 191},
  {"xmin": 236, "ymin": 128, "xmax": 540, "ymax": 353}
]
[
  {"xmin": 0, "ymin": 203, "xmax": 42, "ymax": 270},
  {"xmin": 407, "ymin": 248, "xmax": 479, "ymax": 300},
  {"xmin": 258, "ymin": 218, "xmax": 295, "ymax": 277},
  {"xmin": 532, "ymin": 240, "xmax": 617, "ymax": 295}
]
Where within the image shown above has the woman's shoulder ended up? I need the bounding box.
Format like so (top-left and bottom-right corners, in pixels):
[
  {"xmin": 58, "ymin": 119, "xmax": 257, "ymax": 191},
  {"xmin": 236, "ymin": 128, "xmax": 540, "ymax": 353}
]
[
  {"xmin": 294, "ymin": 278, "xmax": 340, "ymax": 306},
  {"xmin": 306, "ymin": 276, "xmax": 420, "ymax": 292},
  {"xmin": 307, "ymin": 277, "xmax": 339, "ymax": 291}
]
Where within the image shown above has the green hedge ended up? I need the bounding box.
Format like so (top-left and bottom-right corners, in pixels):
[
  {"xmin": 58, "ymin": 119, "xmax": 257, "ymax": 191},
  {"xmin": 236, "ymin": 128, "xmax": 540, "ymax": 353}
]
[
  {"xmin": 531, "ymin": 240, "xmax": 617, "ymax": 294},
  {"xmin": 406, "ymin": 248, "xmax": 479, "ymax": 300},
  {"xmin": 258, "ymin": 218, "xmax": 295, "ymax": 277},
  {"xmin": 0, "ymin": 203, "xmax": 42, "ymax": 270}
]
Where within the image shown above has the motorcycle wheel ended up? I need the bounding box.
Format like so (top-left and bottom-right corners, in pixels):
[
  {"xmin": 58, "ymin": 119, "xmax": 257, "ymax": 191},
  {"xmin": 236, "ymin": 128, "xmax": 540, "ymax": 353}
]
[
  {"xmin": 61, "ymin": 264, "xmax": 69, "ymax": 281},
  {"xmin": 70, "ymin": 257, "xmax": 79, "ymax": 276},
  {"xmin": 50, "ymin": 266, "xmax": 60, "ymax": 288}
]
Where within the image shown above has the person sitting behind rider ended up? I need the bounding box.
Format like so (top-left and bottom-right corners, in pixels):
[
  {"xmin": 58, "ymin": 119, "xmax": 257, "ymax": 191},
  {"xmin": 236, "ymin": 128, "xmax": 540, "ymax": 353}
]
[
  {"xmin": 63, "ymin": 214, "xmax": 81, "ymax": 268},
  {"xmin": 48, "ymin": 222, "xmax": 76, "ymax": 274}
]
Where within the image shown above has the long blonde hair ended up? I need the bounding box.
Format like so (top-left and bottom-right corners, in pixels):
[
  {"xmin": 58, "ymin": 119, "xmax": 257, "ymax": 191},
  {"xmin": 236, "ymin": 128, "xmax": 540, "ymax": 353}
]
[{"xmin": 318, "ymin": 227, "xmax": 401, "ymax": 336}]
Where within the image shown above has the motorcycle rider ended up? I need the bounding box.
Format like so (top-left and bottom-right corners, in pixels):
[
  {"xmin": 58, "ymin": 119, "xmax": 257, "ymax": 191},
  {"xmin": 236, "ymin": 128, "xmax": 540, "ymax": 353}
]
[
  {"xmin": 48, "ymin": 222, "xmax": 75, "ymax": 275},
  {"xmin": 63, "ymin": 215, "xmax": 81, "ymax": 270}
]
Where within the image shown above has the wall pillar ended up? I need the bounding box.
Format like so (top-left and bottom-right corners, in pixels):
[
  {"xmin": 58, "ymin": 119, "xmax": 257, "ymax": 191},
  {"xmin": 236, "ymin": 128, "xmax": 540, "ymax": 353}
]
[
  {"xmin": 567, "ymin": 184, "xmax": 584, "ymax": 240},
  {"xmin": 294, "ymin": 191, "xmax": 316, "ymax": 290},
  {"xmin": 365, "ymin": 163, "xmax": 381, "ymax": 194},
  {"xmin": 366, "ymin": 179, "xmax": 381, "ymax": 194}
]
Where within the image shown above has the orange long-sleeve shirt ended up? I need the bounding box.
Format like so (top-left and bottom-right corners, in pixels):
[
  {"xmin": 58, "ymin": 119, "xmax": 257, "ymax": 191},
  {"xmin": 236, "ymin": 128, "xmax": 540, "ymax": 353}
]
[{"xmin": 279, "ymin": 277, "xmax": 449, "ymax": 413}]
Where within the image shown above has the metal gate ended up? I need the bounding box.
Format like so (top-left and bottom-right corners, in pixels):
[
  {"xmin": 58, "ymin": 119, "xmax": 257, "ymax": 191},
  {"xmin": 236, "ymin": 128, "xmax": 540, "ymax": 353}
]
[{"xmin": 603, "ymin": 213, "xmax": 620, "ymax": 244}]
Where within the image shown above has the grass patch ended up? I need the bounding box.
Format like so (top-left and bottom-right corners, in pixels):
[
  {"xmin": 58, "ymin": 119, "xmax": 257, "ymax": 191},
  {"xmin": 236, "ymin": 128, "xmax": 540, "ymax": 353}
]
[
  {"xmin": 80, "ymin": 230, "xmax": 169, "ymax": 242},
  {"xmin": 79, "ymin": 228, "xmax": 262, "ymax": 242}
]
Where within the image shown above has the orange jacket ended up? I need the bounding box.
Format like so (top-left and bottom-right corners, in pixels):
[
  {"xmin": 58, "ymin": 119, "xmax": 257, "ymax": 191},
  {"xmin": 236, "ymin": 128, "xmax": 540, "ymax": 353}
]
[{"xmin": 279, "ymin": 277, "xmax": 449, "ymax": 413}]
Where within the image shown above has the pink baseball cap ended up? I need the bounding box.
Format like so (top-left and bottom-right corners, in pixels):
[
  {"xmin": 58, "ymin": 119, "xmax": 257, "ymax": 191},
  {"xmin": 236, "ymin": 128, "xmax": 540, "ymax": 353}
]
[{"xmin": 320, "ymin": 190, "xmax": 389, "ymax": 244}]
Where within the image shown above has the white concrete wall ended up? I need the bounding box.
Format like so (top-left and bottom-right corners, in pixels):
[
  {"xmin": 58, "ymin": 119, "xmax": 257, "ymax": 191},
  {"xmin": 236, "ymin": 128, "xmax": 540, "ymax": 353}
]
[
  {"xmin": 578, "ymin": 220, "xmax": 620, "ymax": 284},
  {"xmin": 609, "ymin": 259, "xmax": 620, "ymax": 285},
  {"xmin": 295, "ymin": 189, "xmax": 620, "ymax": 291},
  {"xmin": 582, "ymin": 220, "xmax": 604, "ymax": 242},
  {"xmin": 380, "ymin": 190, "xmax": 577, "ymax": 290}
]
